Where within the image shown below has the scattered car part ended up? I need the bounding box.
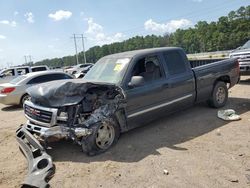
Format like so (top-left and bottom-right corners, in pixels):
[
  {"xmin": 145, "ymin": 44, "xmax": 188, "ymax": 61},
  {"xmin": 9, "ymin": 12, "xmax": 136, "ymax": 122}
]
[
  {"xmin": 217, "ymin": 109, "xmax": 241, "ymax": 121},
  {"xmin": 16, "ymin": 126, "xmax": 55, "ymax": 188}
]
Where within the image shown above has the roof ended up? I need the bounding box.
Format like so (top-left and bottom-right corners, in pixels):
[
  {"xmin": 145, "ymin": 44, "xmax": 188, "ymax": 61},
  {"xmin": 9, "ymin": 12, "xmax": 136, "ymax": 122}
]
[
  {"xmin": 103, "ymin": 47, "xmax": 182, "ymax": 59},
  {"xmin": 24, "ymin": 70, "xmax": 68, "ymax": 78}
]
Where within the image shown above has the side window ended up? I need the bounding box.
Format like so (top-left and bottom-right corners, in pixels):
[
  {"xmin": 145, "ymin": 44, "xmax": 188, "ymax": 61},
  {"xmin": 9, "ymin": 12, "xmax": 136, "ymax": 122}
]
[
  {"xmin": 51, "ymin": 74, "xmax": 72, "ymax": 80},
  {"xmin": 1, "ymin": 69, "xmax": 15, "ymax": 77},
  {"xmin": 164, "ymin": 51, "xmax": 186, "ymax": 75},
  {"xmin": 130, "ymin": 55, "xmax": 162, "ymax": 84},
  {"xmin": 32, "ymin": 67, "xmax": 47, "ymax": 72},
  {"xmin": 27, "ymin": 74, "xmax": 71, "ymax": 84},
  {"xmin": 17, "ymin": 68, "xmax": 29, "ymax": 75},
  {"xmin": 27, "ymin": 75, "xmax": 50, "ymax": 84}
]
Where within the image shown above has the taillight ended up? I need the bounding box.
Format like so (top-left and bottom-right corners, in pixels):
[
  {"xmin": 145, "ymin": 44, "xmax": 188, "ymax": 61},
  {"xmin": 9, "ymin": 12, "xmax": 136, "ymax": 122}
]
[
  {"xmin": 236, "ymin": 60, "xmax": 240, "ymax": 75},
  {"xmin": 0, "ymin": 87, "xmax": 16, "ymax": 94}
]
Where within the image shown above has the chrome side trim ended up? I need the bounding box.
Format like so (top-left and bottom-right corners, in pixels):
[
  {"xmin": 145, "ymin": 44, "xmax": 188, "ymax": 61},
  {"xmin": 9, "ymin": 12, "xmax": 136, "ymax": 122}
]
[{"xmin": 127, "ymin": 94, "xmax": 193, "ymax": 118}]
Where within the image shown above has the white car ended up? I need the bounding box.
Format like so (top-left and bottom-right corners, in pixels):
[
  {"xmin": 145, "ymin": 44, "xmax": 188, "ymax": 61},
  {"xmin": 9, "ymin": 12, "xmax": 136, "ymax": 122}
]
[
  {"xmin": 0, "ymin": 71, "xmax": 72, "ymax": 106},
  {"xmin": 65, "ymin": 63, "xmax": 93, "ymax": 75}
]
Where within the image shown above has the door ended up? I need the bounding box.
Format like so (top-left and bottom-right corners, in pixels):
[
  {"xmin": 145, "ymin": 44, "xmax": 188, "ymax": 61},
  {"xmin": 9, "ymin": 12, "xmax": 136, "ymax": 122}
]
[{"xmin": 123, "ymin": 54, "xmax": 168, "ymax": 128}]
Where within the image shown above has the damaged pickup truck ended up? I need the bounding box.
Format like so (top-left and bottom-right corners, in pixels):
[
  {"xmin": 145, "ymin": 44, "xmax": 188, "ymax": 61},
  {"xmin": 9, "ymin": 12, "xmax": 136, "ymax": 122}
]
[{"xmin": 16, "ymin": 47, "xmax": 240, "ymax": 187}]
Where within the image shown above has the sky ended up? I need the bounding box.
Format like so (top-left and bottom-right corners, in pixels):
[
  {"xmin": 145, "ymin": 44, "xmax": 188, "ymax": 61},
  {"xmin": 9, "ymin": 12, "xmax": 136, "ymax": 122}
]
[{"xmin": 0, "ymin": 0, "xmax": 249, "ymax": 67}]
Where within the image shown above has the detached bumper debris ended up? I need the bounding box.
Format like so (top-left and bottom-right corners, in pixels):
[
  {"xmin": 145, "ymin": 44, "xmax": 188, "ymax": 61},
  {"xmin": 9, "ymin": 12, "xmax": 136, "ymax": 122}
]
[
  {"xmin": 217, "ymin": 109, "xmax": 241, "ymax": 121},
  {"xmin": 16, "ymin": 126, "xmax": 55, "ymax": 188}
]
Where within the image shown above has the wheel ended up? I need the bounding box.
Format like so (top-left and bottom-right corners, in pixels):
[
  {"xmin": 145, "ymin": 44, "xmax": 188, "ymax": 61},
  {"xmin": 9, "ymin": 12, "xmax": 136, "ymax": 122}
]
[
  {"xmin": 81, "ymin": 118, "xmax": 120, "ymax": 156},
  {"xmin": 207, "ymin": 81, "xmax": 228, "ymax": 108},
  {"xmin": 20, "ymin": 94, "xmax": 31, "ymax": 107}
]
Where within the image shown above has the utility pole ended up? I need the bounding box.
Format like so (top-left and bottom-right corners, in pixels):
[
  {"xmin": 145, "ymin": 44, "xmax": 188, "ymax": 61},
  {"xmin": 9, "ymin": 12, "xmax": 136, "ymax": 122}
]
[
  {"xmin": 71, "ymin": 34, "xmax": 87, "ymax": 64},
  {"xmin": 24, "ymin": 56, "xmax": 28, "ymax": 64},
  {"xmin": 28, "ymin": 55, "xmax": 32, "ymax": 63},
  {"xmin": 81, "ymin": 34, "xmax": 87, "ymax": 64},
  {"xmin": 73, "ymin": 34, "xmax": 79, "ymax": 65}
]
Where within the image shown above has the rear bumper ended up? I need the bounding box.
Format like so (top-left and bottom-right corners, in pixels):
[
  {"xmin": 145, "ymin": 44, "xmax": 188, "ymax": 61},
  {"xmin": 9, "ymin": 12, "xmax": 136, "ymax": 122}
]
[
  {"xmin": 0, "ymin": 94, "xmax": 20, "ymax": 105},
  {"xmin": 16, "ymin": 125, "xmax": 55, "ymax": 188}
]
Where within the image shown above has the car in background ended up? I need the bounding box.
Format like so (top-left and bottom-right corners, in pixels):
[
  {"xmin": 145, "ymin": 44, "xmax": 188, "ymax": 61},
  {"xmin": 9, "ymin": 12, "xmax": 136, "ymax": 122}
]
[
  {"xmin": 0, "ymin": 65, "xmax": 49, "ymax": 84},
  {"xmin": 65, "ymin": 63, "xmax": 93, "ymax": 75},
  {"xmin": 74, "ymin": 64, "xmax": 94, "ymax": 78},
  {"xmin": 229, "ymin": 40, "xmax": 250, "ymax": 75},
  {"xmin": 0, "ymin": 71, "xmax": 72, "ymax": 106}
]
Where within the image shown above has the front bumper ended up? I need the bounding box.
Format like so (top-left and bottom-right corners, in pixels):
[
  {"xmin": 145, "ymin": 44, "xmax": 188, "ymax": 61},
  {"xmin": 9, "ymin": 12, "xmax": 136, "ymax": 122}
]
[
  {"xmin": 239, "ymin": 64, "xmax": 250, "ymax": 75},
  {"xmin": 16, "ymin": 125, "xmax": 55, "ymax": 188}
]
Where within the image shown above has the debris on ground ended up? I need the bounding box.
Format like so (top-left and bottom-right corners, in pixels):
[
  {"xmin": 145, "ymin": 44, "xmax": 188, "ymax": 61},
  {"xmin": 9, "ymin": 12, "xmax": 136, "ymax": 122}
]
[
  {"xmin": 163, "ymin": 169, "xmax": 169, "ymax": 175},
  {"xmin": 217, "ymin": 109, "xmax": 241, "ymax": 121}
]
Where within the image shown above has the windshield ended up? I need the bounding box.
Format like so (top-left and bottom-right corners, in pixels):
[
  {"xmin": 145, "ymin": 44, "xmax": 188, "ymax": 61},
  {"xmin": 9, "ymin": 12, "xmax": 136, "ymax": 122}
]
[
  {"xmin": 10, "ymin": 75, "xmax": 26, "ymax": 84},
  {"xmin": 241, "ymin": 40, "xmax": 250, "ymax": 49},
  {"xmin": 84, "ymin": 57, "xmax": 130, "ymax": 84}
]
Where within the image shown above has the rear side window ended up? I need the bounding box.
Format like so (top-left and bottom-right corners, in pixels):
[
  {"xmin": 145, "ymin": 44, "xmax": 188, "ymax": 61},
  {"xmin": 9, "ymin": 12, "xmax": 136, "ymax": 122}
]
[
  {"xmin": 32, "ymin": 67, "xmax": 47, "ymax": 72},
  {"xmin": 164, "ymin": 51, "xmax": 186, "ymax": 75},
  {"xmin": 17, "ymin": 68, "xmax": 29, "ymax": 75},
  {"xmin": 27, "ymin": 73, "xmax": 71, "ymax": 84}
]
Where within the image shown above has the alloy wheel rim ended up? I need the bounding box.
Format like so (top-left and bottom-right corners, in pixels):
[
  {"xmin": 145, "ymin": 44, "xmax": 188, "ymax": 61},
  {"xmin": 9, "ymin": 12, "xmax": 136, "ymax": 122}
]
[{"xmin": 216, "ymin": 87, "xmax": 226, "ymax": 104}]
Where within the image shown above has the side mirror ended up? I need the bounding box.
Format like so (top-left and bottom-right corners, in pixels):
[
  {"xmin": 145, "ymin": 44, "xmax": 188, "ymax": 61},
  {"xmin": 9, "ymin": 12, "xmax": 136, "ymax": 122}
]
[
  {"xmin": 128, "ymin": 76, "xmax": 145, "ymax": 88},
  {"xmin": 236, "ymin": 46, "xmax": 241, "ymax": 50}
]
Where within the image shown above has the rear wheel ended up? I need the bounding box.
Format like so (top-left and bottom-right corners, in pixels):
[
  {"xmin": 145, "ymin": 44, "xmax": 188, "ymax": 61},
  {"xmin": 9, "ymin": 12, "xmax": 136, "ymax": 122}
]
[
  {"xmin": 20, "ymin": 94, "xmax": 31, "ymax": 107},
  {"xmin": 81, "ymin": 118, "xmax": 120, "ymax": 156},
  {"xmin": 207, "ymin": 81, "xmax": 228, "ymax": 108}
]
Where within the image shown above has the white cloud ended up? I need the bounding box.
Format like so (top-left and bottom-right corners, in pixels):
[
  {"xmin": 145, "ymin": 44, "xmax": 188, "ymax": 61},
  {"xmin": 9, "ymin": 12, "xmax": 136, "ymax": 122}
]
[
  {"xmin": 0, "ymin": 20, "xmax": 17, "ymax": 27},
  {"xmin": 144, "ymin": 19, "xmax": 192, "ymax": 33},
  {"xmin": 24, "ymin": 12, "xmax": 34, "ymax": 23},
  {"xmin": 14, "ymin": 11, "xmax": 19, "ymax": 16},
  {"xmin": 85, "ymin": 17, "xmax": 103, "ymax": 34},
  {"xmin": 192, "ymin": 0, "xmax": 203, "ymax": 2},
  {"xmin": 48, "ymin": 10, "xmax": 72, "ymax": 21},
  {"xmin": 84, "ymin": 18, "xmax": 125, "ymax": 45},
  {"xmin": 0, "ymin": 35, "xmax": 6, "ymax": 39},
  {"xmin": 0, "ymin": 49, "xmax": 3, "ymax": 52}
]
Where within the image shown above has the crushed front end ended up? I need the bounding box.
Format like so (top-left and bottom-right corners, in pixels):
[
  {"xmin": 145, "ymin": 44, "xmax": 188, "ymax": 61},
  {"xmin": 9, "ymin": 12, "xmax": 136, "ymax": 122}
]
[{"xmin": 16, "ymin": 80, "xmax": 125, "ymax": 187}]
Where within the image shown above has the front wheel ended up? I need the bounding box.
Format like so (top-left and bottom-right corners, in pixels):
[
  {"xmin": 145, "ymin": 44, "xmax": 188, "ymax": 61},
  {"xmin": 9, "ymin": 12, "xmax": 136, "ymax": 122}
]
[
  {"xmin": 207, "ymin": 81, "xmax": 228, "ymax": 108},
  {"xmin": 81, "ymin": 118, "xmax": 120, "ymax": 156}
]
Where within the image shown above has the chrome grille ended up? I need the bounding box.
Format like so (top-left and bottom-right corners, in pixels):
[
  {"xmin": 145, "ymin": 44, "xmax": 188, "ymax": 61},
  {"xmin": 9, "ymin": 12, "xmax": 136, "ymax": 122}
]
[{"xmin": 25, "ymin": 104, "xmax": 52, "ymax": 123}]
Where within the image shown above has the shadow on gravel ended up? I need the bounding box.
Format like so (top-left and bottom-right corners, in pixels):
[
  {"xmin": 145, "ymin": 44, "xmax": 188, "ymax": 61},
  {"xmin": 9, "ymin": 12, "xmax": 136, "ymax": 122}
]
[
  {"xmin": 48, "ymin": 97, "xmax": 250, "ymax": 163},
  {"xmin": 1, "ymin": 105, "xmax": 22, "ymax": 112}
]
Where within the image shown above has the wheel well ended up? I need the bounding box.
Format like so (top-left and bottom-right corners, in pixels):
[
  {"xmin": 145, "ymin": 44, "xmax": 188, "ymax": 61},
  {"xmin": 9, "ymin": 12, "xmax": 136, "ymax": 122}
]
[
  {"xmin": 20, "ymin": 93, "xmax": 28, "ymax": 104},
  {"xmin": 215, "ymin": 76, "xmax": 231, "ymax": 87}
]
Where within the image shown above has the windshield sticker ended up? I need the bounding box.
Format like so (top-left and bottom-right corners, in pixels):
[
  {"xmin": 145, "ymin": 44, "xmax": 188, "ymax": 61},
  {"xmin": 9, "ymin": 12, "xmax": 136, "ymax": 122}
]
[{"xmin": 113, "ymin": 58, "xmax": 130, "ymax": 71}]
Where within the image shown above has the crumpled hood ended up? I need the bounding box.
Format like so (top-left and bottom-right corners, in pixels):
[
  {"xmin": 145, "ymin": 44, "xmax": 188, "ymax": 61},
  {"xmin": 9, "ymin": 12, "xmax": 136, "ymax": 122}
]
[{"xmin": 27, "ymin": 79, "xmax": 121, "ymax": 108}]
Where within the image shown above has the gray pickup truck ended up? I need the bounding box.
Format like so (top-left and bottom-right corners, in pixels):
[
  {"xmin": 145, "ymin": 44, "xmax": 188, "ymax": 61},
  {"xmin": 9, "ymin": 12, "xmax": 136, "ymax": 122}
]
[{"xmin": 16, "ymin": 47, "xmax": 240, "ymax": 187}]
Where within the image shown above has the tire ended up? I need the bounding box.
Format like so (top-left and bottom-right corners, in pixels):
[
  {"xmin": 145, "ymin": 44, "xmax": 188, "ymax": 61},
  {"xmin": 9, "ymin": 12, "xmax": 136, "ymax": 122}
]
[
  {"xmin": 81, "ymin": 118, "xmax": 120, "ymax": 156},
  {"xmin": 207, "ymin": 81, "xmax": 228, "ymax": 108},
  {"xmin": 20, "ymin": 94, "xmax": 31, "ymax": 107}
]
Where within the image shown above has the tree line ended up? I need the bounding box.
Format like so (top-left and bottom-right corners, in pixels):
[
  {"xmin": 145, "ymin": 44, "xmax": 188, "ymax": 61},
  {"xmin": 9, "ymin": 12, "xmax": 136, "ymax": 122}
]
[{"xmin": 35, "ymin": 6, "xmax": 250, "ymax": 67}]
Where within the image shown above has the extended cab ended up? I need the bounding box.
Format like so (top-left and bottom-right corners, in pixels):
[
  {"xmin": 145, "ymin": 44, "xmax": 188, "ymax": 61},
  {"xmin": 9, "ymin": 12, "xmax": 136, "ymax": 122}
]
[{"xmin": 16, "ymin": 47, "xmax": 240, "ymax": 187}]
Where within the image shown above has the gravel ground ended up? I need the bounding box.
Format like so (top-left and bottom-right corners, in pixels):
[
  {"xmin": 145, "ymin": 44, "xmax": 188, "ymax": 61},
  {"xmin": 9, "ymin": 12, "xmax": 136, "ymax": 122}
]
[{"xmin": 0, "ymin": 76, "xmax": 249, "ymax": 188}]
